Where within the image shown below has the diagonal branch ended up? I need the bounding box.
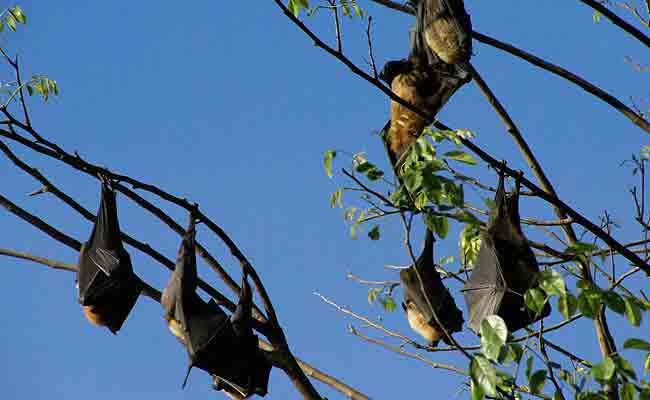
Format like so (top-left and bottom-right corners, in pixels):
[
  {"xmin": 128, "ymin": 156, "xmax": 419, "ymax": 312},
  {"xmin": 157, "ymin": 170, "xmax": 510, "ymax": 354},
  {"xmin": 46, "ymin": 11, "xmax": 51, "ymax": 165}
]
[{"xmin": 580, "ymin": 0, "xmax": 650, "ymax": 47}]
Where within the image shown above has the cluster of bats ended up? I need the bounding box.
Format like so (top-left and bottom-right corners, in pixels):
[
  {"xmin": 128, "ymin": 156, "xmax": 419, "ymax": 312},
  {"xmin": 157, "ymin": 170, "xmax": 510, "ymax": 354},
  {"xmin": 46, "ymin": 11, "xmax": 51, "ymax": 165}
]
[
  {"xmin": 77, "ymin": 181, "xmax": 271, "ymax": 399},
  {"xmin": 72, "ymin": 3, "xmax": 550, "ymax": 399},
  {"xmin": 379, "ymin": 0, "xmax": 551, "ymax": 345}
]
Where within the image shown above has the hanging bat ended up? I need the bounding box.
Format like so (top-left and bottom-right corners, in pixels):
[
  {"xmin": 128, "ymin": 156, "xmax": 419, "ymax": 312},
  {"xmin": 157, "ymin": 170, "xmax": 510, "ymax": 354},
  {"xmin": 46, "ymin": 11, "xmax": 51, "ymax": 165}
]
[
  {"xmin": 379, "ymin": 61, "xmax": 468, "ymax": 174},
  {"xmin": 462, "ymin": 173, "xmax": 551, "ymax": 333},
  {"xmin": 77, "ymin": 181, "xmax": 143, "ymax": 334},
  {"xmin": 400, "ymin": 229, "xmax": 464, "ymax": 346},
  {"xmin": 411, "ymin": 0, "xmax": 472, "ymax": 68},
  {"xmin": 161, "ymin": 218, "xmax": 271, "ymax": 397}
]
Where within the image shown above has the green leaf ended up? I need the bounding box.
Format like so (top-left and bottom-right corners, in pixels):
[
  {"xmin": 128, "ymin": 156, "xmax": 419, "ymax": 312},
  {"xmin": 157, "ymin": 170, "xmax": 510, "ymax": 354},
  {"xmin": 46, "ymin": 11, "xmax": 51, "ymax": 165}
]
[
  {"xmin": 9, "ymin": 6, "xmax": 26, "ymax": 24},
  {"xmin": 529, "ymin": 370, "xmax": 547, "ymax": 394},
  {"xmin": 624, "ymin": 338, "xmax": 650, "ymax": 351},
  {"xmin": 538, "ymin": 270, "xmax": 566, "ymax": 297},
  {"xmin": 429, "ymin": 216, "xmax": 449, "ymax": 239},
  {"xmin": 367, "ymin": 287, "xmax": 380, "ymax": 304},
  {"xmin": 381, "ymin": 296, "xmax": 396, "ymax": 312},
  {"xmin": 329, "ymin": 188, "xmax": 342, "ymax": 208},
  {"xmin": 625, "ymin": 297, "xmax": 642, "ymax": 326},
  {"xmin": 5, "ymin": 14, "xmax": 16, "ymax": 32},
  {"xmin": 620, "ymin": 383, "xmax": 635, "ymax": 400},
  {"xmin": 578, "ymin": 288, "xmax": 602, "ymax": 319},
  {"xmin": 470, "ymin": 355, "xmax": 497, "ymax": 397},
  {"xmin": 525, "ymin": 287, "xmax": 547, "ymax": 314},
  {"xmin": 558, "ymin": 293, "xmax": 578, "ymax": 319},
  {"xmin": 593, "ymin": 10, "xmax": 602, "ymax": 23},
  {"xmin": 613, "ymin": 355, "xmax": 637, "ymax": 381},
  {"xmin": 591, "ymin": 357, "xmax": 615, "ymax": 382},
  {"xmin": 443, "ymin": 150, "xmax": 477, "ymax": 165},
  {"xmin": 323, "ymin": 150, "xmax": 336, "ymax": 178},
  {"xmin": 603, "ymin": 291, "xmax": 626, "ymax": 315},
  {"xmin": 439, "ymin": 255, "xmax": 455, "ymax": 265},
  {"xmin": 444, "ymin": 182, "xmax": 464, "ymax": 208},
  {"xmin": 471, "ymin": 380, "xmax": 485, "ymax": 400},
  {"xmin": 500, "ymin": 343, "xmax": 524, "ymax": 365},
  {"xmin": 525, "ymin": 355, "xmax": 534, "ymax": 380},
  {"xmin": 565, "ymin": 241, "xmax": 599, "ymax": 256},
  {"xmin": 26, "ymin": 84, "xmax": 33, "ymax": 96},
  {"xmin": 645, "ymin": 354, "xmax": 650, "ymax": 375},
  {"xmin": 557, "ymin": 369, "xmax": 574, "ymax": 386},
  {"xmin": 367, "ymin": 225, "xmax": 380, "ymax": 241},
  {"xmin": 480, "ymin": 315, "xmax": 508, "ymax": 361}
]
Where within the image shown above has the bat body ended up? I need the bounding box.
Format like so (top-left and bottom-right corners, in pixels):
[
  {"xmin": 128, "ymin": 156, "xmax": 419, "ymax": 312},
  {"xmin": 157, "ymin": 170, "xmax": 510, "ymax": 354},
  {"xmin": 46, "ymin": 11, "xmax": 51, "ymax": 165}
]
[
  {"xmin": 411, "ymin": 0, "xmax": 472, "ymax": 67},
  {"xmin": 379, "ymin": 59, "xmax": 468, "ymax": 173},
  {"xmin": 77, "ymin": 182, "xmax": 142, "ymax": 334},
  {"xmin": 162, "ymin": 219, "xmax": 271, "ymax": 397},
  {"xmin": 399, "ymin": 229, "xmax": 464, "ymax": 346},
  {"xmin": 462, "ymin": 175, "xmax": 551, "ymax": 333}
]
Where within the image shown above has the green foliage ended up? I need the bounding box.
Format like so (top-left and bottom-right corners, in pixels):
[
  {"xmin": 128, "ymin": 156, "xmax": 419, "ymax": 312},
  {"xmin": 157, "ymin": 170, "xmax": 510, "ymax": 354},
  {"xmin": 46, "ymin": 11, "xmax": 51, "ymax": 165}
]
[
  {"xmin": 624, "ymin": 338, "xmax": 650, "ymax": 351},
  {"xmin": 557, "ymin": 293, "xmax": 578, "ymax": 319},
  {"xmin": 538, "ymin": 270, "xmax": 567, "ymax": 297},
  {"xmin": 621, "ymin": 383, "xmax": 636, "ymax": 400},
  {"xmin": 367, "ymin": 287, "xmax": 396, "ymax": 312},
  {"xmin": 323, "ymin": 150, "xmax": 337, "ymax": 178},
  {"xmin": 480, "ymin": 315, "xmax": 508, "ymax": 362},
  {"xmin": 470, "ymin": 354, "xmax": 497, "ymax": 397},
  {"xmin": 529, "ymin": 370, "xmax": 547, "ymax": 394},
  {"xmin": 577, "ymin": 282, "xmax": 603, "ymax": 319},
  {"xmin": 524, "ymin": 287, "xmax": 548, "ymax": 314},
  {"xmin": 425, "ymin": 214, "xmax": 449, "ymax": 239},
  {"xmin": 367, "ymin": 225, "xmax": 380, "ymax": 240},
  {"xmin": 1, "ymin": 6, "xmax": 26, "ymax": 32},
  {"xmin": 624, "ymin": 296, "xmax": 643, "ymax": 326},
  {"xmin": 460, "ymin": 223, "xmax": 481, "ymax": 266},
  {"xmin": 329, "ymin": 188, "xmax": 342, "ymax": 208},
  {"xmin": 339, "ymin": 0, "xmax": 364, "ymax": 18},
  {"xmin": 288, "ymin": 0, "xmax": 309, "ymax": 16},
  {"xmin": 591, "ymin": 357, "xmax": 615, "ymax": 382},
  {"xmin": 443, "ymin": 150, "xmax": 477, "ymax": 165}
]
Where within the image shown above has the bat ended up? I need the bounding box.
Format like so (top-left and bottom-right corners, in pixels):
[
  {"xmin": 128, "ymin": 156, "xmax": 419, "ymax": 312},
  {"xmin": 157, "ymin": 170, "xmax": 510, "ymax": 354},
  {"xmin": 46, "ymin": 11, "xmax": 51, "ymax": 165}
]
[
  {"xmin": 462, "ymin": 173, "xmax": 551, "ymax": 333},
  {"xmin": 161, "ymin": 218, "xmax": 271, "ymax": 397},
  {"xmin": 77, "ymin": 180, "xmax": 143, "ymax": 334},
  {"xmin": 379, "ymin": 62, "xmax": 468, "ymax": 174},
  {"xmin": 400, "ymin": 229, "xmax": 464, "ymax": 346},
  {"xmin": 411, "ymin": 0, "xmax": 472, "ymax": 68}
]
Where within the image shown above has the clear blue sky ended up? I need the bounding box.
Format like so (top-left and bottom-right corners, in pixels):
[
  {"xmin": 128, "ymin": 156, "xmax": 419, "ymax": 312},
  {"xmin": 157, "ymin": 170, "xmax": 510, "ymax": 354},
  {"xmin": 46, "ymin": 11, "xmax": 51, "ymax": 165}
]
[{"xmin": 2, "ymin": 1, "xmax": 649, "ymax": 399}]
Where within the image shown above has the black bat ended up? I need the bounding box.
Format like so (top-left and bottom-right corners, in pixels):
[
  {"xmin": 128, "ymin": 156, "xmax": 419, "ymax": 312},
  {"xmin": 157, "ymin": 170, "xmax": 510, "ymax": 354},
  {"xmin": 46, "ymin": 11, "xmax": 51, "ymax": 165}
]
[
  {"xmin": 411, "ymin": 0, "xmax": 472, "ymax": 70},
  {"xmin": 161, "ymin": 218, "xmax": 271, "ymax": 398},
  {"xmin": 400, "ymin": 229, "xmax": 464, "ymax": 346},
  {"xmin": 462, "ymin": 173, "xmax": 551, "ymax": 333},
  {"xmin": 77, "ymin": 181, "xmax": 143, "ymax": 334}
]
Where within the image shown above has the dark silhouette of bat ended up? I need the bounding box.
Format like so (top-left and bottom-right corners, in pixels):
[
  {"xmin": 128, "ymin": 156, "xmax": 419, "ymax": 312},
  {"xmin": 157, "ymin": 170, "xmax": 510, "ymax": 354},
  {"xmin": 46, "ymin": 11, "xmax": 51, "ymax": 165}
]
[
  {"xmin": 400, "ymin": 229, "xmax": 464, "ymax": 346},
  {"xmin": 77, "ymin": 181, "xmax": 143, "ymax": 334},
  {"xmin": 410, "ymin": 0, "xmax": 472, "ymax": 69},
  {"xmin": 161, "ymin": 218, "xmax": 271, "ymax": 398},
  {"xmin": 462, "ymin": 173, "xmax": 551, "ymax": 333}
]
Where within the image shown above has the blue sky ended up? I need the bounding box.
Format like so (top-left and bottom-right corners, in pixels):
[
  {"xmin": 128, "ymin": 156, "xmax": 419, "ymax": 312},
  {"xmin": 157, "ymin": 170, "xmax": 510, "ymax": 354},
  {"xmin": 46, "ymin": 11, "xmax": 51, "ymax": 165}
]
[{"xmin": 1, "ymin": 1, "xmax": 649, "ymax": 399}]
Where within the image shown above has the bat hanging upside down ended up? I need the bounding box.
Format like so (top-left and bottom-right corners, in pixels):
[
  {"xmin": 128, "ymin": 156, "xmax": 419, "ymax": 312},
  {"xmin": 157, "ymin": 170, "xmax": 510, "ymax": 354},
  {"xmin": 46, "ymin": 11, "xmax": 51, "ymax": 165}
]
[
  {"xmin": 162, "ymin": 217, "xmax": 272, "ymax": 398},
  {"xmin": 77, "ymin": 181, "xmax": 143, "ymax": 334},
  {"xmin": 399, "ymin": 229, "xmax": 464, "ymax": 346},
  {"xmin": 410, "ymin": 0, "xmax": 472, "ymax": 67}
]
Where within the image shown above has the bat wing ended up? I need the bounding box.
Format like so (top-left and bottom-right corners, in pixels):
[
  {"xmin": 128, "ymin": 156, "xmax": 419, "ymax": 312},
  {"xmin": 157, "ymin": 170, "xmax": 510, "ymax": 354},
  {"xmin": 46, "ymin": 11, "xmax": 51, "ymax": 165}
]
[{"xmin": 462, "ymin": 234, "xmax": 506, "ymax": 333}]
